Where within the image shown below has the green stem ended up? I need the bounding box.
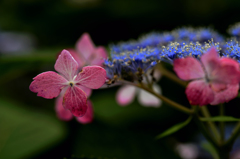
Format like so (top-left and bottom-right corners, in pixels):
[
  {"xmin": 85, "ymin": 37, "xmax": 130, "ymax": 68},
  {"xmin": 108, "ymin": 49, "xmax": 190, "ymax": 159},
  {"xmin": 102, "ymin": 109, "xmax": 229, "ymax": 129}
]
[
  {"xmin": 220, "ymin": 104, "xmax": 225, "ymax": 144},
  {"xmin": 200, "ymin": 106, "xmax": 221, "ymax": 142},
  {"xmin": 121, "ymin": 80, "xmax": 193, "ymax": 115},
  {"xmin": 192, "ymin": 107, "xmax": 219, "ymax": 149},
  {"xmin": 225, "ymin": 121, "xmax": 240, "ymax": 147},
  {"xmin": 157, "ymin": 64, "xmax": 187, "ymax": 87}
]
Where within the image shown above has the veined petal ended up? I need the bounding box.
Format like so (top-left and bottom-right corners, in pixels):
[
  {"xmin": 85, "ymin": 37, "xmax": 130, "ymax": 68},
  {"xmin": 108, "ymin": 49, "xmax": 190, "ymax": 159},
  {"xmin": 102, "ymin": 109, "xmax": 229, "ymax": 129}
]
[
  {"xmin": 75, "ymin": 66, "xmax": 106, "ymax": 89},
  {"xmin": 211, "ymin": 58, "xmax": 240, "ymax": 84},
  {"xmin": 116, "ymin": 85, "xmax": 137, "ymax": 106},
  {"xmin": 55, "ymin": 95, "xmax": 73, "ymax": 121},
  {"xmin": 76, "ymin": 85, "xmax": 92, "ymax": 97},
  {"xmin": 76, "ymin": 33, "xmax": 95, "ymax": 61},
  {"xmin": 138, "ymin": 84, "xmax": 162, "ymax": 107},
  {"xmin": 29, "ymin": 71, "xmax": 67, "ymax": 99},
  {"xmin": 200, "ymin": 47, "xmax": 220, "ymax": 79},
  {"xmin": 67, "ymin": 49, "xmax": 85, "ymax": 68},
  {"xmin": 63, "ymin": 86, "xmax": 88, "ymax": 117},
  {"xmin": 186, "ymin": 80, "xmax": 214, "ymax": 106},
  {"xmin": 173, "ymin": 57, "xmax": 205, "ymax": 80},
  {"xmin": 210, "ymin": 84, "xmax": 239, "ymax": 105},
  {"xmin": 54, "ymin": 49, "xmax": 79, "ymax": 81},
  {"xmin": 76, "ymin": 100, "xmax": 94, "ymax": 124}
]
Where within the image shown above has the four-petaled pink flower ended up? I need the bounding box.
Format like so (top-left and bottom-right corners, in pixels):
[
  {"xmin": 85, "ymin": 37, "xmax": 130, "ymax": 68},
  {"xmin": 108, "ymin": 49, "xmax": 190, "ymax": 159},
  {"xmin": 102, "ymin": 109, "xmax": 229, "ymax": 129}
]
[
  {"xmin": 173, "ymin": 47, "xmax": 240, "ymax": 106},
  {"xmin": 29, "ymin": 49, "xmax": 106, "ymax": 117},
  {"xmin": 68, "ymin": 33, "xmax": 108, "ymax": 68}
]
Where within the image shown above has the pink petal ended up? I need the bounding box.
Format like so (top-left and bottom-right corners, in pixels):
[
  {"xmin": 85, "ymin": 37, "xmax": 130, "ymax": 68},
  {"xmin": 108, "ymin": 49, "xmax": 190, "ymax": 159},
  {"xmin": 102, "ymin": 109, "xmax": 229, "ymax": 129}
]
[
  {"xmin": 138, "ymin": 84, "xmax": 162, "ymax": 107},
  {"xmin": 211, "ymin": 58, "xmax": 240, "ymax": 84},
  {"xmin": 116, "ymin": 85, "xmax": 137, "ymax": 106},
  {"xmin": 76, "ymin": 85, "xmax": 92, "ymax": 97},
  {"xmin": 75, "ymin": 66, "xmax": 106, "ymax": 89},
  {"xmin": 76, "ymin": 100, "xmax": 94, "ymax": 124},
  {"xmin": 200, "ymin": 47, "xmax": 221, "ymax": 80},
  {"xmin": 76, "ymin": 33, "xmax": 95, "ymax": 61},
  {"xmin": 67, "ymin": 49, "xmax": 85, "ymax": 68},
  {"xmin": 55, "ymin": 95, "xmax": 73, "ymax": 121},
  {"xmin": 63, "ymin": 86, "xmax": 87, "ymax": 117},
  {"xmin": 89, "ymin": 46, "xmax": 108, "ymax": 66},
  {"xmin": 54, "ymin": 49, "xmax": 79, "ymax": 81},
  {"xmin": 210, "ymin": 84, "xmax": 239, "ymax": 105},
  {"xmin": 211, "ymin": 83, "xmax": 227, "ymax": 92},
  {"xmin": 186, "ymin": 80, "xmax": 214, "ymax": 106},
  {"xmin": 173, "ymin": 57, "xmax": 205, "ymax": 80},
  {"xmin": 29, "ymin": 71, "xmax": 67, "ymax": 99}
]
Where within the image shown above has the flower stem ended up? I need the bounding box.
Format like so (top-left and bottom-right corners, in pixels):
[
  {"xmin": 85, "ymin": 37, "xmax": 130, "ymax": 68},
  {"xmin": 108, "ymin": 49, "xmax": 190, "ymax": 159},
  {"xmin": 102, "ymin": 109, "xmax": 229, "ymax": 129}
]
[
  {"xmin": 157, "ymin": 64, "xmax": 187, "ymax": 87},
  {"xmin": 192, "ymin": 107, "xmax": 219, "ymax": 149},
  {"xmin": 200, "ymin": 106, "xmax": 221, "ymax": 142},
  {"xmin": 121, "ymin": 80, "xmax": 193, "ymax": 115},
  {"xmin": 225, "ymin": 121, "xmax": 240, "ymax": 147}
]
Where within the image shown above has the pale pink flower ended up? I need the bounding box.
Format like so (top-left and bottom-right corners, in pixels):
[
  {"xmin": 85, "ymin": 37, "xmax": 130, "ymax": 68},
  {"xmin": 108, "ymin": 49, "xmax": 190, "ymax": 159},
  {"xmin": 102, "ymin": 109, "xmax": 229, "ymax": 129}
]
[
  {"xmin": 30, "ymin": 49, "xmax": 106, "ymax": 117},
  {"xmin": 68, "ymin": 33, "xmax": 108, "ymax": 67},
  {"xmin": 116, "ymin": 70, "xmax": 162, "ymax": 107},
  {"xmin": 173, "ymin": 47, "xmax": 240, "ymax": 106}
]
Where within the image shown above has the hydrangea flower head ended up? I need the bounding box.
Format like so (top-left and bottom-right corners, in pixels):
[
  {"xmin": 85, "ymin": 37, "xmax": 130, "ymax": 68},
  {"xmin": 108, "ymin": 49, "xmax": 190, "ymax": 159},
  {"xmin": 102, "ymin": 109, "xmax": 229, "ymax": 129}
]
[
  {"xmin": 29, "ymin": 49, "xmax": 106, "ymax": 116},
  {"xmin": 173, "ymin": 47, "xmax": 240, "ymax": 106}
]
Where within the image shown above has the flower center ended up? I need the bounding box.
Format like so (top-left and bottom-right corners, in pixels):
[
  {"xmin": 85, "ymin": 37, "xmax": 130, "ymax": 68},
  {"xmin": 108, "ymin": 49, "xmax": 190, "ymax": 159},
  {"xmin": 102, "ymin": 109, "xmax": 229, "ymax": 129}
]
[{"xmin": 69, "ymin": 82, "xmax": 74, "ymax": 87}]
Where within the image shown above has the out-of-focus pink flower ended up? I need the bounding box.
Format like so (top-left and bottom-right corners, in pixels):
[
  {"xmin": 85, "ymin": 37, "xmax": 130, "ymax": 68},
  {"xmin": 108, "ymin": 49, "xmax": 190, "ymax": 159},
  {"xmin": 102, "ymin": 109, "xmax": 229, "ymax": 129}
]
[
  {"xmin": 30, "ymin": 49, "xmax": 106, "ymax": 117},
  {"xmin": 68, "ymin": 33, "xmax": 108, "ymax": 67},
  {"xmin": 173, "ymin": 47, "xmax": 240, "ymax": 106},
  {"xmin": 55, "ymin": 94, "xmax": 94, "ymax": 124},
  {"xmin": 116, "ymin": 70, "xmax": 162, "ymax": 107}
]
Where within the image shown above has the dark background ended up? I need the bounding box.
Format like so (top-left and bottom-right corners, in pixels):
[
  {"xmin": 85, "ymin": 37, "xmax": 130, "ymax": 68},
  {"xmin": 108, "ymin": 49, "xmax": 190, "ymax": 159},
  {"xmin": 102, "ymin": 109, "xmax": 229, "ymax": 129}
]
[{"xmin": 1, "ymin": 0, "xmax": 240, "ymax": 158}]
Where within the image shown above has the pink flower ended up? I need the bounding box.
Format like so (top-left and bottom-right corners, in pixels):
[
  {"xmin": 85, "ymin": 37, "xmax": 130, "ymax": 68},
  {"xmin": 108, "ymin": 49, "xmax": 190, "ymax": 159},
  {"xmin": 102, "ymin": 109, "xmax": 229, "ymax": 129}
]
[
  {"xmin": 173, "ymin": 48, "xmax": 240, "ymax": 106},
  {"xmin": 29, "ymin": 49, "xmax": 106, "ymax": 117},
  {"xmin": 55, "ymin": 94, "xmax": 94, "ymax": 124},
  {"xmin": 68, "ymin": 33, "xmax": 108, "ymax": 67},
  {"xmin": 116, "ymin": 70, "xmax": 162, "ymax": 107}
]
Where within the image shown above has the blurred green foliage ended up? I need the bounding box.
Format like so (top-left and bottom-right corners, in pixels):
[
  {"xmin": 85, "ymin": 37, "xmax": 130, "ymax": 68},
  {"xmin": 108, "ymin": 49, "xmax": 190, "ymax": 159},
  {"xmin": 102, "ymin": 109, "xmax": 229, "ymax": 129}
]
[{"xmin": 0, "ymin": 98, "xmax": 66, "ymax": 158}]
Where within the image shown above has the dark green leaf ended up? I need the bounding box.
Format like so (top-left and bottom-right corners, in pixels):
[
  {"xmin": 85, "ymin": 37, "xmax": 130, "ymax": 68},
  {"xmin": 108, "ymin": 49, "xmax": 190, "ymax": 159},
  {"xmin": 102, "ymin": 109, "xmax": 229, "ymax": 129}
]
[
  {"xmin": 0, "ymin": 98, "xmax": 67, "ymax": 158},
  {"xmin": 201, "ymin": 141, "xmax": 219, "ymax": 159},
  {"xmin": 155, "ymin": 116, "xmax": 192, "ymax": 139},
  {"xmin": 200, "ymin": 116, "xmax": 240, "ymax": 122}
]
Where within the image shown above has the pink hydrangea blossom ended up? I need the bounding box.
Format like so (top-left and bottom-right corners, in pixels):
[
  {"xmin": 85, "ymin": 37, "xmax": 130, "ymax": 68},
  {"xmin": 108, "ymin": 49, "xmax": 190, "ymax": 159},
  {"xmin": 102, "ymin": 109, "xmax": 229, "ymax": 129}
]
[
  {"xmin": 116, "ymin": 70, "xmax": 162, "ymax": 107},
  {"xmin": 30, "ymin": 49, "xmax": 106, "ymax": 117},
  {"xmin": 173, "ymin": 47, "xmax": 240, "ymax": 106},
  {"xmin": 55, "ymin": 94, "xmax": 94, "ymax": 124},
  {"xmin": 68, "ymin": 33, "xmax": 108, "ymax": 68}
]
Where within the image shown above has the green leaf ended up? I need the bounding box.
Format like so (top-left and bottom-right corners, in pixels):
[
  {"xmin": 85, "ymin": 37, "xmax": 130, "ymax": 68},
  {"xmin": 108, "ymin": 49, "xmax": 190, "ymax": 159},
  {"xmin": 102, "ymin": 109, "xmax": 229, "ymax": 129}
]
[
  {"xmin": 200, "ymin": 116, "xmax": 240, "ymax": 122},
  {"xmin": 201, "ymin": 141, "xmax": 219, "ymax": 159},
  {"xmin": 155, "ymin": 116, "xmax": 192, "ymax": 139},
  {"xmin": 0, "ymin": 98, "xmax": 67, "ymax": 158}
]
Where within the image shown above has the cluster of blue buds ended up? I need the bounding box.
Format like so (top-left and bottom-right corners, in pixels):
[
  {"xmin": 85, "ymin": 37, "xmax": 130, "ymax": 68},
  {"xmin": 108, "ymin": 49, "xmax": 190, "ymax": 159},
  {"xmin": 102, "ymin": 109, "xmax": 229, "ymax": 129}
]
[
  {"xmin": 110, "ymin": 27, "xmax": 224, "ymax": 54},
  {"xmin": 104, "ymin": 25, "xmax": 240, "ymax": 83},
  {"xmin": 104, "ymin": 39, "xmax": 222, "ymax": 81},
  {"xmin": 222, "ymin": 40, "xmax": 240, "ymax": 63},
  {"xmin": 228, "ymin": 22, "xmax": 240, "ymax": 38}
]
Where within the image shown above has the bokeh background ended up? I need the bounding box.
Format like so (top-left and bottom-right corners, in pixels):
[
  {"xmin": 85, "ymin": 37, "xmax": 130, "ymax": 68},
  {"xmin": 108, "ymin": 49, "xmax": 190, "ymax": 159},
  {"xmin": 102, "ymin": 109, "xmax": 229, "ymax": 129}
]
[{"xmin": 1, "ymin": 0, "xmax": 240, "ymax": 158}]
